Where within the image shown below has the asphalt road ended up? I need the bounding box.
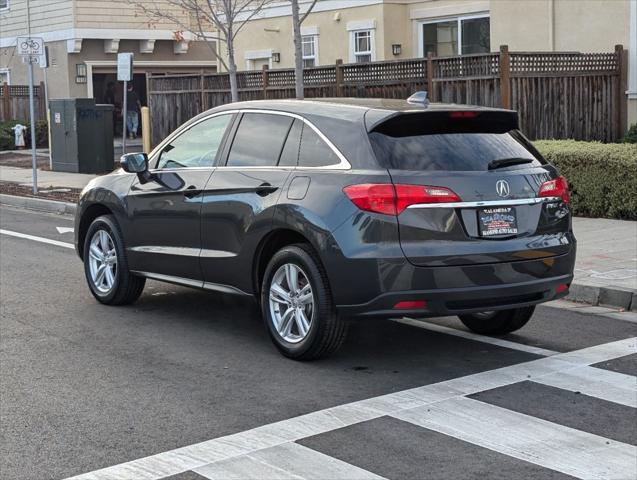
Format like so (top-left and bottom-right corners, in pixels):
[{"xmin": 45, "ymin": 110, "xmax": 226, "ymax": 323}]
[{"xmin": 1, "ymin": 205, "xmax": 635, "ymax": 480}]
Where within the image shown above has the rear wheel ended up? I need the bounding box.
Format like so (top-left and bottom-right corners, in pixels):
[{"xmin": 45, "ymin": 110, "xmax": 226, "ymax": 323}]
[
  {"xmin": 261, "ymin": 244, "xmax": 347, "ymax": 360},
  {"xmin": 83, "ymin": 215, "xmax": 145, "ymax": 305},
  {"xmin": 458, "ymin": 306, "xmax": 535, "ymax": 335}
]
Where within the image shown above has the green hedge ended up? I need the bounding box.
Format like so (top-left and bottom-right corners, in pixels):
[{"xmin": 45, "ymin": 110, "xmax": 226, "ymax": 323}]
[
  {"xmin": 0, "ymin": 120, "xmax": 48, "ymax": 151},
  {"xmin": 535, "ymin": 140, "xmax": 637, "ymax": 220}
]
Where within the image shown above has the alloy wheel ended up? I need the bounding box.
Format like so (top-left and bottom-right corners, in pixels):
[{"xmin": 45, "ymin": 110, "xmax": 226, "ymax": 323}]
[
  {"xmin": 88, "ymin": 229, "xmax": 117, "ymax": 294},
  {"xmin": 268, "ymin": 263, "xmax": 315, "ymax": 343}
]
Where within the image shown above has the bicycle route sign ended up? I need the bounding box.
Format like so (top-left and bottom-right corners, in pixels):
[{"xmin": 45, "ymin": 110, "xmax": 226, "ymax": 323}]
[{"xmin": 17, "ymin": 37, "xmax": 44, "ymax": 57}]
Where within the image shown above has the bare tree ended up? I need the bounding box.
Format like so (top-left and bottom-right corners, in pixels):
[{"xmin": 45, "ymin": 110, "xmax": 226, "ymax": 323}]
[
  {"xmin": 129, "ymin": 0, "xmax": 272, "ymax": 102},
  {"xmin": 290, "ymin": 0, "xmax": 318, "ymax": 99}
]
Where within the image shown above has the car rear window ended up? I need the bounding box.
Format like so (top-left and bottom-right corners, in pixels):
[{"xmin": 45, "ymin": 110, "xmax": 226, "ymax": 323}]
[{"xmin": 369, "ymin": 111, "xmax": 544, "ymax": 172}]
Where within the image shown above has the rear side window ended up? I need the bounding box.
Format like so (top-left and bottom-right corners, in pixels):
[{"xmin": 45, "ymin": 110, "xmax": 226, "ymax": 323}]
[
  {"xmin": 298, "ymin": 124, "xmax": 340, "ymax": 168},
  {"xmin": 369, "ymin": 111, "xmax": 543, "ymax": 172},
  {"xmin": 278, "ymin": 120, "xmax": 303, "ymax": 166},
  {"xmin": 227, "ymin": 113, "xmax": 293, "ymax": 167}
]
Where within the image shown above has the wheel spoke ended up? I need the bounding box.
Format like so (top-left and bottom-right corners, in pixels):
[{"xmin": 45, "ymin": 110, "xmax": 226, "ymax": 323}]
[
  {"xmin": 298, "ymin": 291, "xmax": 313, "ymax": 305},
  {"xmin": 285, "ymin": 264, "xmax": 298, "ymax": 291},
  {"xmin": 94, "ymin": 264, "xmax": 107, "ymax": 286},
  {"xmin": 99, "ymin": 230, "xmax": 109, "ymax": 252},
  {"xmin": 104, "ymin": 265, "xmax": 115, "ymax": 288},
  {"xmin": 270, "ymin": 283, "xmax": 291, "ymax": 305},
  {"xmin": 279, "ymin": 307, "xmax": 295, "ymax": 337},
  {"xmin": 89, "ymin": 244, "xmax": 103, "ymax": 261},
  {"xmin": 294, "ymin": 309, "xmax": 310, "ymax": 337}
]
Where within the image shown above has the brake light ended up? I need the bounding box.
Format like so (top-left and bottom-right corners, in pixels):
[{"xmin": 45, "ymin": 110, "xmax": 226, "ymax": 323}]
[
  {"xmin": 343, "ymin": 184, "xmax": 461, "ymax": 215},
  {"xmin": 449, "ymin": 111, "xmax": 479, "ymax": 119},
  {"xmin": 538, "ymin": 176, "xmax": 570, "ymax": 204},
  {"xmin": 393, "ymin": 300, "xmax": 427, "ymax": 310}
]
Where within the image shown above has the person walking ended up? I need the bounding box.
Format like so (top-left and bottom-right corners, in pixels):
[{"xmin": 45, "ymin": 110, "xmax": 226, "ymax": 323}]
[{"xmin": 125, "ymin": 84, "xmax": 142, "ymax": 140}]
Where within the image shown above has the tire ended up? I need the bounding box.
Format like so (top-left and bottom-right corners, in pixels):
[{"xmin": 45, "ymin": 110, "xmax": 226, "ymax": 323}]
[
  {"xmin": 458, "ymin": 306, "xmax": 535, "ymax": 335},
  {"xmin": 260, "ymin": 243, "xmax": 347, "ymax": 360},
  {"xmin": 83, "ymin": 214, "xmax": 145, "ymax": 305}
]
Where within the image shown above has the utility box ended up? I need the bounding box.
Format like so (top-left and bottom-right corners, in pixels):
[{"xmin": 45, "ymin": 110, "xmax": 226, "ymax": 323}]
[{"xmin": 50, "ymin": 98, "xmax": 114, "ymax": 173}]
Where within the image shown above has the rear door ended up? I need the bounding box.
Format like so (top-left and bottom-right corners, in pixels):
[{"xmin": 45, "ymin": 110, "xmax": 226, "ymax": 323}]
[
  {"xmin": 200, "ymin": 111, "xmax": 296, "ymax": 292},
  {"xmin": 368, "ymin": 110, "xmax": 572, "ymax": 267}
]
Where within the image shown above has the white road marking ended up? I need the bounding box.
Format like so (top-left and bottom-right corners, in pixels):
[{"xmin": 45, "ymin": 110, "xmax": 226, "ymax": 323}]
[
  {"xmin": 392, "ymin": 397, "xmax": 637, "ymax": 480},
  {"xmin": 393, "ymin": 317, "xmax": 558, "ymax": 357},
  {"xmin": 64, "ymin": 337, "xmax": 636, "ymax": 480},
  {"xmin": 56, "ymin": 226, "xmax": 75, "ymax": 234},
  {"xmin": 194, "ymin": 443, "xmax": 386, "ymax": 480},
  {"xmin": 0, "ymin": 229, "xmax": 74, "ymax": 249},
  {"xmin": 534, "ymin": 365, "xmax": 637, "ymax": 408}
]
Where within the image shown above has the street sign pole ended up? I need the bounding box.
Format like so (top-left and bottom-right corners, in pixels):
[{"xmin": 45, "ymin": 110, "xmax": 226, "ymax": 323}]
[
  {"xmin": 122, "ymin": 80, "xmax": 128, "ymax": 155},
  {"xmin": 27, "ymin": 58, "xmax": 38, "ymax": 195},
  {"xmin": 117, "ymin": 53, "xmax": 133, "ymax": 156}
]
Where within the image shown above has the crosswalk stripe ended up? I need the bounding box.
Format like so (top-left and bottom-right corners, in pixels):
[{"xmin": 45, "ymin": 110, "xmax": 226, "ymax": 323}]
[
  {"xmin": 392, "ymin": 396, "xmax": 637, "ymax": 480},
  {"xmin": 533, "ymin": 365, "xmax": 637, "ymax": 408},
  {"xmin": 64, "ymin": 337, "xmax": 636, "ymax": 480},
  {"xmin": 194, "ymin": 443, "xmax": 387, "ymax": 480}
]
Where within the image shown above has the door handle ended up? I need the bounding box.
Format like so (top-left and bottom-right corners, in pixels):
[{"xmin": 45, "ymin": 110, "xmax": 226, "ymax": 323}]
[
  {"xmin": 255, "ymin": 183, "xmax": 278, "ymax": 197},
  {"xmin": 183, "ymin": 185, "xmax": 200, "ymax": 199}
]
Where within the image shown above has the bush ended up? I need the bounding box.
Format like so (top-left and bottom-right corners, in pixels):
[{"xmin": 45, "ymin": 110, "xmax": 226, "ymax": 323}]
[
  {"xmin": 535, "ymin": 140, "xmax": 637, "ymax": 220},
  {"xmin": 623, "ymin": 124, "xmax": 637, "ymax": 144},
  {"xmin": 0, "ymin": 120, "xmax": 48, "ymax": 151}
]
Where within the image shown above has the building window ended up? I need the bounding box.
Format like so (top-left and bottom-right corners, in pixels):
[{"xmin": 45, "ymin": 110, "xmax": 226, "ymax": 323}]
[
  {"xmin": 353, "ymin": 30, "xmax": 373, "ymax": 63},
  {"xmin": 0, "ymin": 69, "xmax": 9, "ymax": 86},
  {"xmin": 421, "ymin": 15, "xmax": 490, "ymax": 56},
  {"xmin": 0, "ymin": 0, "xmax": 8, "ymax": 11},
  {"xmin": 302, "ymin": 35, "xmax": 317, "ymax": 68}
]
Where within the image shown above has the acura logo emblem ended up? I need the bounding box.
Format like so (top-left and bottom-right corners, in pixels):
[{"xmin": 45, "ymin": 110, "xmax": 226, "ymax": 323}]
[{"xmin": 496, "ymin": 180, "xmax": 510, "ymax": 197}]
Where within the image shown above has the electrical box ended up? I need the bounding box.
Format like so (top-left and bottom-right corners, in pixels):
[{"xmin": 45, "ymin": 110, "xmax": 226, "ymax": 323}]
[{"xmin": 49, "ymin": 98, "xmax": 114, "ymax": 173}]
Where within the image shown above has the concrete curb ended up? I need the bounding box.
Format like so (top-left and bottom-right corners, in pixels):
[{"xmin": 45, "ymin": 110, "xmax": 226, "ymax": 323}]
[
  {"xmin": 0, "ymin": 193, "xmax": 76, "ymax": 216},
  {"xmin": 1, "ymin": 193, "xmax": 635, "ymax": 311}
]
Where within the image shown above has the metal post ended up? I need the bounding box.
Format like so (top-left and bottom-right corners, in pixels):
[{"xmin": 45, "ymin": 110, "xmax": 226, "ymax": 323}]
[
  {"xmin": 141, "ymin": 106, "xmax": 151, "ymax": 154},
  {"xmin": 43, "ymin": 66, "xmax": 51, "ymax": 169},
  {"xmin": 122, "ymin": 80, "xmax": 127, "ymax": 155},
  {"xmin": 27, "ymin": 60, "xmax": 38, "ymax": 195}
]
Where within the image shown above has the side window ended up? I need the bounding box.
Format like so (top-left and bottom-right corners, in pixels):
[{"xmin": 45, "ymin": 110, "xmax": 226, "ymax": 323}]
[
  {"xmin": 156, "ymin": 114, "xmax": 232, "ymax": 169},
  {"xmin": 298, "ymin": 124, "xmax": 340, "ymax": 167},
  {"xmin": 278, "ymin": 119, "xmax": 302, "ymax": 167},
  {"xmin": 227, "ymin": 113, "xmax": 293, "ymax": 167}
]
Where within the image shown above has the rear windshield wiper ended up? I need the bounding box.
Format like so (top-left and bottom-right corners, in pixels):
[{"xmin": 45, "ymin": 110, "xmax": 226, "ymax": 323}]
[{"xmin": 488, "ymin": 158, "xmax": 534, "ymax": 170}]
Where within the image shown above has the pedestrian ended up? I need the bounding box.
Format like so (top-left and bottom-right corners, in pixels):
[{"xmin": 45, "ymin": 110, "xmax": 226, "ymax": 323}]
[
  {"xmin": 12, "ymin": 123, "xmax": 27, "ymax": 149},
  {"xmin": 125, "ymin": 84, "xmax": 142, "ymax": 140},
  {"xmin": 104, "ymin": 82, "xmax": 118, "ymax": 133}
]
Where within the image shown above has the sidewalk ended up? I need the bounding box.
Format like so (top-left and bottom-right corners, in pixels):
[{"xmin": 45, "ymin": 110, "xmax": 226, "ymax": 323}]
[{"xmin": 0, "ymin": 166, "xmax": 635, "ymax": 309}]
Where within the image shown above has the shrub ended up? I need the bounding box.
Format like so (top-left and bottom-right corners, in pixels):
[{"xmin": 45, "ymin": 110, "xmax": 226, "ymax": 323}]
[
  {"xmin": 535, "ymin": 140, "xmax": 637, "ymax": 220},
  {"xmin": 0, "ymin": 120, "xmax": 48, "ymax": 150},
  {"xmin": 623, "ymin": 124, "xmax": 637, "ymax": 144}
]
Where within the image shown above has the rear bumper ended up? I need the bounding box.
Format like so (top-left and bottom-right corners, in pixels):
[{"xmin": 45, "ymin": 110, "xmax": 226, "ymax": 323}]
[{"xmin": 335, "ymin": 249, "xmax": 576, "ymax": 318}]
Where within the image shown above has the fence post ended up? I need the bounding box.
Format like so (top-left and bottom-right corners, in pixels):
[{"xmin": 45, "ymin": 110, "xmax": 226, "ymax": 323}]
[
  {"xmin": 262, "ymin": 65, "xmax": 269, "ymax": 100},
  {"xmin": 335, "ymin": 59, "xmax": 344, "ymax": 97},
  {"xmin": 615, "ymin": 44, "xmax": 627, "ymax": 139},
  {"xmin": 426, "ymin": 52, "xmax": 434, "ymax": 102},
  {"xmin": 1, "ymin": 84, "xmax": 10, "ymax": 121},
  {"xmin": 200, "ymin": 71, "xmax": 206, "ymax": 111},
  {"xmin": 499, "ymin": 45, "xmax": 511, "ymax": 109}
]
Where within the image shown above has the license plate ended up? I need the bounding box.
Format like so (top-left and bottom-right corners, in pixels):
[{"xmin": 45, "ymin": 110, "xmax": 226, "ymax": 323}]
[{"xmin": 478, "ymin": 207, "xmax": 518, "ymax": 237}]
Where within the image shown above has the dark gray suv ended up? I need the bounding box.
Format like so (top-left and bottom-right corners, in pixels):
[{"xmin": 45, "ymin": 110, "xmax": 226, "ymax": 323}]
[{"xmin": 75, "ymin": 99, "xmax": 576, "ymax": 360}]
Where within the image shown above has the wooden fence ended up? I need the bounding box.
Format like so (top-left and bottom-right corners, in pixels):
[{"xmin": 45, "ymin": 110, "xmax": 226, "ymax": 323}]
[
  {"xmin": 148, "ymin": 45, "xmax": 626, "ymax": 145},
  {"xmin": 0, "ymin": 83, "xmax": 47, "ymax": 123}
]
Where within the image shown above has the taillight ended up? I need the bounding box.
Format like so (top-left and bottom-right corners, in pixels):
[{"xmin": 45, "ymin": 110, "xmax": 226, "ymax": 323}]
[
  {"xmin": 538, "ymin": 176, "xmax": 570, "ymax": 204},
  {"xmin": 393, "ymin": 300, "xmax": 427, "ymax": 310},
  {"xmin": 343, "ymin": 184, "xmax": 461, "ymax": 215},
  {"xmin": 449, "ymin": 111, "xmax": 479, "ymax": 119}
]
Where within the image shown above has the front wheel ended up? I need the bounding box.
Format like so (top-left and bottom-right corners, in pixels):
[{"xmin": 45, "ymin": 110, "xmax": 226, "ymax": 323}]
[
  {"xmin": 261, "ymin": 244, "xmax": 347, "ymax": 360},
  {"xmin": 83, "ymin": 215, "xmax": 145, "ymax": 305},
  {"xmin": 458, "ymin": 306, "xmax": 535, "ymax": 335}
]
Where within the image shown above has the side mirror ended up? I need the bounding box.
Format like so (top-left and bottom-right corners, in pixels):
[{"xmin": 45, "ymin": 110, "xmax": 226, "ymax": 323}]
[{"xmin": 120, "ymin": 152, "xmax": 148, "ymax": 174}]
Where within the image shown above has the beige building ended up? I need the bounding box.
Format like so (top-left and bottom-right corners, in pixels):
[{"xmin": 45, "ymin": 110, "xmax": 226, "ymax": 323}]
[
  {"xmin": 0, "ymin": 0, "xmax": 217, "ymax": 105},
  {"xmin": 228, "ymin": 0, "xmax": 636, "ymax": 126}
]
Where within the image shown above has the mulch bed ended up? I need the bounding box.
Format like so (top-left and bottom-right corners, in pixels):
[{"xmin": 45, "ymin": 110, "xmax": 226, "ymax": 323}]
[
  {"xmin": 0, "ymin": 153, "xmax": 51, "ymax": 170},
  {"xmin": 0, "ymin": 181, "xmax": 80, "ymax": 203}
]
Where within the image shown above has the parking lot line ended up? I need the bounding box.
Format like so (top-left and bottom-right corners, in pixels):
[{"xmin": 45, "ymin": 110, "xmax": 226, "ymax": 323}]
[
  {"xmin": 393, "ymin": 317, "xmax": 559, "ymax": 356},
  {"xmin": 392, "ymin": 396, "xmax": 636, "ymax": 480},
  {"xmin": 64, "ymin": 337, "xmax": 636, "ymax": 480},
  {"xmin": 0, "ymin": 229, "xmax": 74, "ymax": 249}
]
